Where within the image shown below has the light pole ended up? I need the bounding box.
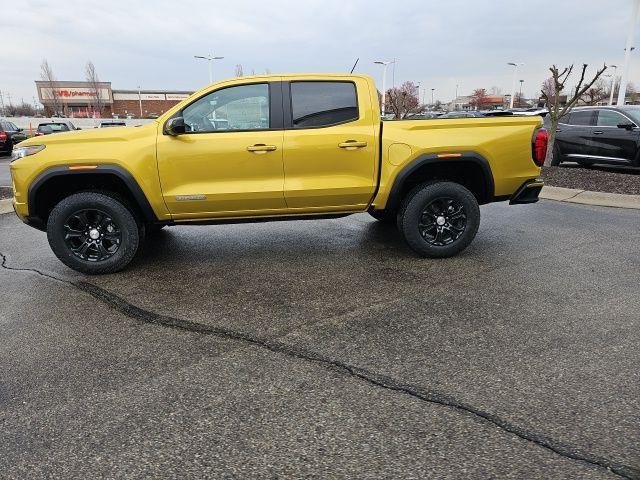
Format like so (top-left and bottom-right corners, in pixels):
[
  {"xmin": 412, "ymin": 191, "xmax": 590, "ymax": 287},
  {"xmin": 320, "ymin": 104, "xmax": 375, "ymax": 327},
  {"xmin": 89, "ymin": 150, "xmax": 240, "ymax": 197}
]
[
  {"xmin": 415, "ymin": 82, "xmax": 421, "ymax": 104},
  {"xmin": 519, "ymin": 79, "xmax": 524, "ymax": 106},
  {"xmin": 194, "ymin": 54, "xmax": 224, "ymax": 84},
  {"xmin": 618, "ymin": 0, "xmax": 640, "ymax": 106},
  {"xmin": 507, "ymin": 62, "xmax": 524, "ymax": 109},
  {"xmin": 137, "ymin": 85, "xmax": 143, "ymax": 118},
  {"xmin": 431, "ymin": 88, "xmax": 435, "ymax": 107},
  {"xmin": 374, "ymin": 60, "xmax": 391, "ymax": 116},
  {"xmin": 608, "ymin": 65, "xmax": 618, "ymax": 105}
]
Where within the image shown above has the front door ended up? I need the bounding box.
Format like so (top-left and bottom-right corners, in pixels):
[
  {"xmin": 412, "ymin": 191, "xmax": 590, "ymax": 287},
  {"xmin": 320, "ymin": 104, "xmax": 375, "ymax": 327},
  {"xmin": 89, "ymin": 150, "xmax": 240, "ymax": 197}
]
[
  {"xmin": 157, "ymin": 82, "xmax": 286, "ymax": 219},
  {"xmin": 585, "ymin": 109, "xmax": 640, "ymax": 163},
  {"xmin": 282, "ymin": 79, "xmax": 377, "ymax": 211}
]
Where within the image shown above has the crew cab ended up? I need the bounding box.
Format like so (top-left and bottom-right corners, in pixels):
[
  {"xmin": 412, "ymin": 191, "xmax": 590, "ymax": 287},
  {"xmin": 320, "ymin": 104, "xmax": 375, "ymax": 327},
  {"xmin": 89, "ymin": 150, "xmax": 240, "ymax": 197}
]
[{"xmin": 10, "ymin": 74, "xmax": 546, "ymax": 274}]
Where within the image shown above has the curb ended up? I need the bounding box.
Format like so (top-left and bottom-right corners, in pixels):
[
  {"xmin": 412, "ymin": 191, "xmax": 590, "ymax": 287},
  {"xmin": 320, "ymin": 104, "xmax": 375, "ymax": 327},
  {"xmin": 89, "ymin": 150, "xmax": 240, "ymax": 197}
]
[
  {"xmin": 0, "ymin": 198, "xmax": 13, "ymax": 215},
  {"xmin": 540, "ymin": 186, "xmax": 640, "ymax": 210}
]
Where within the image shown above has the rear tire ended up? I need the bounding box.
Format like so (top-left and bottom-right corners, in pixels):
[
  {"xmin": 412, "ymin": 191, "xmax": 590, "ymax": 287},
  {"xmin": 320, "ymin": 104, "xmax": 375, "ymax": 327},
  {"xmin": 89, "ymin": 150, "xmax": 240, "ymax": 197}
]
[
  {"xmin": 46, "ymin": 192, "xmax": 140, "ymax": 274},
  {"xmin": 398, "ymin": 181, "xmax": 480, "ymax": 258}
]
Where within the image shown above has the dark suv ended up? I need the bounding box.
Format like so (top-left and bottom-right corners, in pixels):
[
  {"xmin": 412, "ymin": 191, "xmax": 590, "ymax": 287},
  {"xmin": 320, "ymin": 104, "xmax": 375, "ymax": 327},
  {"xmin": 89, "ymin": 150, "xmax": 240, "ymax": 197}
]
[
  {"xmin": 553, "ymin": 106, "xmax": 640, "ymax": 167},
  {"xmin": 0, "ymin": 120, "xmax": 27, "ymax": 155}
]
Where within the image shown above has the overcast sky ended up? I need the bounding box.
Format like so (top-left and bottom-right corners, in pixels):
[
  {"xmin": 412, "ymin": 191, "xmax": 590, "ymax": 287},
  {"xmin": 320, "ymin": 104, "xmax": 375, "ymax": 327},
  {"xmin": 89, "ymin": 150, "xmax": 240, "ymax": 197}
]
[{"xmin": 1, "ymin": 0, "xmax": 638, "ymax": 106}]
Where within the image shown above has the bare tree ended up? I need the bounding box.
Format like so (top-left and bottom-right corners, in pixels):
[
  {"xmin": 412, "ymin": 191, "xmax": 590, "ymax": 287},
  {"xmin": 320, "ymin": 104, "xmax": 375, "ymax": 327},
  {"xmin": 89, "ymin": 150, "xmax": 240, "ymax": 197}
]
[
  {"xmin": 469, "ymin": 88, "xmax": 489, "ymax": 110},
  {"xmin": 581, "ymin": 78, "xmax": 608, "ymax": 105},
  {"xmin": 541, "ymin": 63, "xmax": 608, "ymax": 166},
  {"xmin": 235, "ymin": 64, "xmax": 244, "ymax": 77},
  {"xmin": 385, "ymin": 81, "xmax": 423, "ymax": 119},
  {"xmin": 40, "ymin": 59, "xmax": 61, "ymax": 116},
  {"xmin": 85, "ymin": 61, "xmax": 104, "ymax": 117}
]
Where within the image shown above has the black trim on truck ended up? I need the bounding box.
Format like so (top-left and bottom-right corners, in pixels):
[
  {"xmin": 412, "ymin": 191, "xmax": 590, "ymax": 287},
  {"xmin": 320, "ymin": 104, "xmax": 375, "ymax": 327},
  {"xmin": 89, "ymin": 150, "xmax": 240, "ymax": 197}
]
[
  {"xmin": 26, "ymin": 165, "xmax": 157, "ymax": 230},
  {"xmin": 509, "ymin": 179, "xmax": 544, "ymax": 204},
  {"xmin": 384, "ymin": 152, "xmax": 495, "ymax": 212}
]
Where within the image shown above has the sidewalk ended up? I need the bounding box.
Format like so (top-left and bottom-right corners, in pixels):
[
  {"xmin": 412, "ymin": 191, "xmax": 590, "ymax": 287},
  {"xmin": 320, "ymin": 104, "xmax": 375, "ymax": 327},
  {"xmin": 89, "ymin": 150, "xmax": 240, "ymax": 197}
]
[{"xmin": 540, "ymin": 186, "xmax": 640, "ymax": 210}]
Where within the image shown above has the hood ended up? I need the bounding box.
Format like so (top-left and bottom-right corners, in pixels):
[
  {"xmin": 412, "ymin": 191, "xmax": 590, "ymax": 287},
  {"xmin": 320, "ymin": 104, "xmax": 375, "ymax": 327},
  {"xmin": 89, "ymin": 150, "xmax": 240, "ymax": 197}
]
[{"xmin": 19, "ymin": 122, "xmax": 158, "ymax": 148}]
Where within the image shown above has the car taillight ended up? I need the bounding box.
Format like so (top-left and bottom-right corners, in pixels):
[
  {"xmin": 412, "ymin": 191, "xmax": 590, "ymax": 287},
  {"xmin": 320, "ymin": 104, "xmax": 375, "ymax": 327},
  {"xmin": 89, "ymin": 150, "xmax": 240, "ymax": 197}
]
[
  {"xmin": 0, "ymin": 131, "xmax": 6, "ymax": 141},
  {"xmin": 532, "ymin": 128, "xmax": 548, "ymax": 167}
]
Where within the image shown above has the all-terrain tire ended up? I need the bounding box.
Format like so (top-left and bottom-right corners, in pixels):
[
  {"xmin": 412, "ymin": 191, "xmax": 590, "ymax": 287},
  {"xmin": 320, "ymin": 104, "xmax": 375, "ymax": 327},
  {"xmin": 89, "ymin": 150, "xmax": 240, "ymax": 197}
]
[
  {"xmin": 46, "ymin": 192, "xmax": 140, "ymax": 274},
  {"xmin": 397, "ymin": 181, "xmax": 480, "ymax": 258}
]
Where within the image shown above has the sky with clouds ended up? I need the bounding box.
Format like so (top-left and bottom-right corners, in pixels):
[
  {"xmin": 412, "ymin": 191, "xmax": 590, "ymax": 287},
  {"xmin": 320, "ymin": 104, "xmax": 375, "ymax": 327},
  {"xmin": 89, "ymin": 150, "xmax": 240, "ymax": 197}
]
[{"xmin": 1, "ymin": 0, "xmax": 638, "ymax": 106}]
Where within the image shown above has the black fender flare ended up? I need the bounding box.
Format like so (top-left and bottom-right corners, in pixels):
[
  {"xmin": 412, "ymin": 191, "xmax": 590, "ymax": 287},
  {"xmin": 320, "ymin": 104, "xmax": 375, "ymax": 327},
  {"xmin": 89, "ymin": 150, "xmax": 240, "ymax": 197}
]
[
  {"xmin": 28, "ymin": 164, "xmax": 157, "ymax": 226},
  {"xmin": 384, "ymin": 152, "xmax": 495, "ymax": 212}
]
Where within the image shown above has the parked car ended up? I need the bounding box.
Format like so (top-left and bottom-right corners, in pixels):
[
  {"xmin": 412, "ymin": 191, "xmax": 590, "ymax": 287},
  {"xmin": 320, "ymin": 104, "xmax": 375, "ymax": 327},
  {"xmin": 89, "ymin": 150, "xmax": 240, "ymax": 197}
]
[
  {"xmin": 36, "ymin": 121, "xmax": 80, "ymax": 136},
  {"xmin": 99, "ymin": 121, "xmax": 127, "ymax": 128},
  {"xmin": 0, "ymin": 120, "xmax": 28, "ymax": 155},
  {"xmin": 438, "ymin": 111, "xmax": 484, "ymax": 119},
  {"xmin": 553, "ymin": 106, "xmax": 640, "ymax": 167},
  {"xmin": 10, "ymin": 74, "xmax": 546, "ymax": 274},
  {"xmin": 511, "ymin": 107, "xmax": 549, "ymax": 117}
]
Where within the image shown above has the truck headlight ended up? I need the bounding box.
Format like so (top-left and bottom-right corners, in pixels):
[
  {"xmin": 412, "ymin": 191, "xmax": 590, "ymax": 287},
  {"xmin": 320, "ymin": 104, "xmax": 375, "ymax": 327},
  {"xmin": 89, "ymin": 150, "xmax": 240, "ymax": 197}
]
[{"xmin": 11, "ymin": 145, "xmax": 46, "ymax": 162}]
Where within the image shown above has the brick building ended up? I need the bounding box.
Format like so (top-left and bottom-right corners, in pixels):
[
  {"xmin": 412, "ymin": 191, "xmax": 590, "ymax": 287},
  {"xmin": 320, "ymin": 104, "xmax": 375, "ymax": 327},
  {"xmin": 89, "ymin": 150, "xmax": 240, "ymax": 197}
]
[{"xmin": 36, "ymin": 80, "xmax": 192, "ymax": 118}]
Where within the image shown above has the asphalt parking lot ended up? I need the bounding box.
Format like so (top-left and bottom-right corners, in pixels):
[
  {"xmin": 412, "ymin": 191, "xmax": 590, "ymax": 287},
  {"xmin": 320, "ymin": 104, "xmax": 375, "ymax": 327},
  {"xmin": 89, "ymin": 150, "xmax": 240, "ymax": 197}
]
[
  {"xmin": 1, "ymin": 200, "xmax": 639, "ymax": 479},
  {"xmin": 0, "ymin": 154, "xmax": 11, "ymax": 186}
]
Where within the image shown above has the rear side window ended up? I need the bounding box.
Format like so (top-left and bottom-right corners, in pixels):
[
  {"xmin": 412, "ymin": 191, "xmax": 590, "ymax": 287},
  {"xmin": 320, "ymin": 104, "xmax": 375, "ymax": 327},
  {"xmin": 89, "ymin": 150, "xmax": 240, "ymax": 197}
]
[
  {"xmin": 566, "ymin": 110, "xmax": 595, "ymax": 126},
  {"xmin": 596, "ymin": 110, "xmax": 627, "ymax": 127},
  {"xmin": 291, "ymin": 81, "xmax": 358, "ymax": 128}
]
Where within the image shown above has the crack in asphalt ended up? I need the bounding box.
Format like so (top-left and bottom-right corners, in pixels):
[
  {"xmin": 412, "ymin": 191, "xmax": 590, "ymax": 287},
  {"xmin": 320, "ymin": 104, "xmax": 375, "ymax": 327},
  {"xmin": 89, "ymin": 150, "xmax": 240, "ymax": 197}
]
[{"xmin": 1, "ymin": 252, "xmax": 638, "ymax": 480}]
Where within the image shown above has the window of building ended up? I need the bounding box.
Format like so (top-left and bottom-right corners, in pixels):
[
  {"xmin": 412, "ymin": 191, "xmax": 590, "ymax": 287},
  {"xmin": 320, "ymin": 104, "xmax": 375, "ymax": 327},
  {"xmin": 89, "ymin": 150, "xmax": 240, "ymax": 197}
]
[
  {"xmin": 290, "ymin": 82, "xmax": 358, "ymax": 128},
  {"xmin": 182, "ymin": 83, "xmax": 270, "ymax": 133}
]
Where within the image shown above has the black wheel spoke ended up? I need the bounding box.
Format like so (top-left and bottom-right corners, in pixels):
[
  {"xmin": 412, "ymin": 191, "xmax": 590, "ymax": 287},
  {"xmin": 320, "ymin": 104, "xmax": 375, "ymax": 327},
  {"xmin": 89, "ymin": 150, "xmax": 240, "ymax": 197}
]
[
  {"xmin": 419, "ymin": 197, "xmax": 467, "ymax": 247},
  {"xmin": 63, "ymin": 208, "xmax": 121, "ymax": 263}
]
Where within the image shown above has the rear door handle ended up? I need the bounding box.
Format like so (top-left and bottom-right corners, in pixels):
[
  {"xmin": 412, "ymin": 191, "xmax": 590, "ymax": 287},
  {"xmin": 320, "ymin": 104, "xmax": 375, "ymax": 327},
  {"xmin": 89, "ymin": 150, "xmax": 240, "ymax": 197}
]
[
  {"xmin": 339, "ymin": 140, "xmax": 368, "ymax": 149},
  {"xmin": 247, "ymin": 144, "xmax": 277, "ymax": 153},
  {"xmin": 593, "ymin": 131, "xmax": 604, "ymax": 135}
]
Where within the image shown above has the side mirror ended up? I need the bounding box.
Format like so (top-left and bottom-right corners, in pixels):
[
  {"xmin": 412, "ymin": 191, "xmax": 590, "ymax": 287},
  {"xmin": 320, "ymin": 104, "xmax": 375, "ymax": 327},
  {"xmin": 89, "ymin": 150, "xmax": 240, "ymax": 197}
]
[
  {"xmin": 165, "ymin": 117, "xmax": 186, "ymax": 136},
  {"xmin": 17, "ymin": 127, "xmax": 23, "ymax": 132},
  {"xmin": 617, "ymin": 122, "xmax": 636, "ymax": 131}
]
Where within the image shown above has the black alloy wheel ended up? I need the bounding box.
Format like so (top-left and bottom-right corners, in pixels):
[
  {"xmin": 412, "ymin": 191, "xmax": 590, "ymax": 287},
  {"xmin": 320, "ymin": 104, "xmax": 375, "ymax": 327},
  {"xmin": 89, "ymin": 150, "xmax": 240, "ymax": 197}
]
[
  {"xmin": 419, "ymin": 197, "xmax": 467, "ymax": 246},
  {"xmin": 63, "ymin": 209, "xmax": 122, "ymax": 262}
]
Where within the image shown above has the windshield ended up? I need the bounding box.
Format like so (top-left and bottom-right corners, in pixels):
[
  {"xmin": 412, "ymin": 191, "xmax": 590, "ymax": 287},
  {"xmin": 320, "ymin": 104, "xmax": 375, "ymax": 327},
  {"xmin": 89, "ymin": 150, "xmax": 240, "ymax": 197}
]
[{"xmin": 620, "ymin": 107, "xmax": 640, "ymax": 124}]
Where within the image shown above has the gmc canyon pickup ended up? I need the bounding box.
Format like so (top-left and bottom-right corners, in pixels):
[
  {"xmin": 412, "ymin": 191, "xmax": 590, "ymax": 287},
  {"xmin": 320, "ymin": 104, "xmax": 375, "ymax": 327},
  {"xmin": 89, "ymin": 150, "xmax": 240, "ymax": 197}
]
[{"xmin": 9, "ymin": 74, "xmax": 547, "ymax": 274}]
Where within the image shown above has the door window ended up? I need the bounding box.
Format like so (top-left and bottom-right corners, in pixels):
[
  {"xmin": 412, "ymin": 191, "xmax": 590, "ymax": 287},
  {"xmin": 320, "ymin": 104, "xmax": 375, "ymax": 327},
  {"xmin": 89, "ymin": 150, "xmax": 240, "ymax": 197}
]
[
  {"xmin": 290, "ymin": 81, "xmax": 358, "ymax": 128},
  {"xmin": 596, "ymin": 110, "xmax": 629, "ymax": 127},
  {"xmin": 566, "ymin": 110, "xmax": 595, "ymax": 126},
  {"xmin": 183, "ymin": 83, "xmax": 270, "ymax": 133}
]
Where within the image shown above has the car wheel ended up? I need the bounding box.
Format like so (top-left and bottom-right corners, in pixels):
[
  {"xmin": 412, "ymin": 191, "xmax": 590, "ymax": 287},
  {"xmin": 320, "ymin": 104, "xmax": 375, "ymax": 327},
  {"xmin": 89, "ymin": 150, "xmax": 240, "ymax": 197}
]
[
  {"xmin": 46, "ymin": 192, "xmax": 140, "ymax": 274},
  {"xmin": 398, "ymin": 181, "xmax": 480, "ymax": 258},
  {"xmin": 368, "ymin": 209, "xmax": 396, "ymax": 224},
  {"xmin": 550, "ymin": 145, "xmax": 563, "ymax": 166}
]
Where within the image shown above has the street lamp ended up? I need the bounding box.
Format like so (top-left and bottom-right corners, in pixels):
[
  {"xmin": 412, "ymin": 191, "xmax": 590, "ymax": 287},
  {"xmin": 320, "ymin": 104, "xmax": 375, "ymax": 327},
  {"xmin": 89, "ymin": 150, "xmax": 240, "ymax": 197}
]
[
  {"xmin": 608, "ymin": 64, "xmax": 618, "ymax": 105},
  {"xmin": 519, "ymin": 79, "xmax": 524, "ymax": 106},
  {"xmin": 194, "ymin": 54, "xmax": 224, "ymax": 84},
  {"xmin": 137, "ymin": 85, "xmax": 143, "ymax": 118},
  {"xmin": 507, "ymin": 62, "xmax": 525, "ymax": 109},
  {"xmin": 617, "ymin": 0, "xmax": 640, "ymax": 105},
  {"xmin": 374, "ymin": 60, "xmax": 391, "ymax": 116},
  {"xmin": 431, "ymin": 88, "xmax": 435, "ymax": 107}
]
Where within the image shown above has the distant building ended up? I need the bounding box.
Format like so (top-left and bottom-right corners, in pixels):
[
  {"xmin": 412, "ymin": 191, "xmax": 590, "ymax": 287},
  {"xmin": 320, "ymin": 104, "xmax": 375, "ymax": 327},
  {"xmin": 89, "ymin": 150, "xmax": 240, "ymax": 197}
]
[{"xmin": 35, "ymin": 80, "xmax": 192, "ymax": 118}]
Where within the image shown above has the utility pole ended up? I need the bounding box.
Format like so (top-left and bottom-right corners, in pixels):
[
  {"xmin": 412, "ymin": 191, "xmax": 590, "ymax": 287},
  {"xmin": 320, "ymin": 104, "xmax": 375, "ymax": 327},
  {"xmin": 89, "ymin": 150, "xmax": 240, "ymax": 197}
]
[
  {"xmin": 609, "ymin": 65, "xmax": 618, "ymax": 105},
  {"xmin": 508, "ymin": 62, "xmax": 524, "ymax": 108},
  {"xmin": 374, "ymin": 60, "xmax": 391, "ymax": 116},
  {"xmin": 618, "ymin": 0, "xmax": 640, "ymax": 105}
]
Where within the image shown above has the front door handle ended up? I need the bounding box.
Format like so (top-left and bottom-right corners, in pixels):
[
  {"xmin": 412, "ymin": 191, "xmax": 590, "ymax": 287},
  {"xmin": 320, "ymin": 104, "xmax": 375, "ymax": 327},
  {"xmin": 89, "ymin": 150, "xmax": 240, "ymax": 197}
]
[
  {"xmin": 593, "ymin": 131, "xmax": 604, "ymax": 135},
  {"xmin": 339, "ymin": 140, "xmax": 368, "ymax": 149},
  {"xmin": 247, "ymin": 144, "xmax": 277, "ymax": 153}
]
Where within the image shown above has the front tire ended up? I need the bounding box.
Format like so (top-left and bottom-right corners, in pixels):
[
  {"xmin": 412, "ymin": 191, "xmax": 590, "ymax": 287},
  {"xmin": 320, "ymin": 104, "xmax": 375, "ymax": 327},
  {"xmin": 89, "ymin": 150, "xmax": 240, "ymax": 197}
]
[
  {"xmin": 46, "ymin": 192, "xmax": 140, "ymax": 274},
  {"xmin": 398, "ymin": 181, "xmax": 480, "ymax": 258}
]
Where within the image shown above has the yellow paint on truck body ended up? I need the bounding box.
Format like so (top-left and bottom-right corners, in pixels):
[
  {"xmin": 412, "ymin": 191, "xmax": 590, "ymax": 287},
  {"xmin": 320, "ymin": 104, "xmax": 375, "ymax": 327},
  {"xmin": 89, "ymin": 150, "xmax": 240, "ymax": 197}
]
[{"xmin": 10, "ymin": 74, "xmax": 541, "ymax": 224}]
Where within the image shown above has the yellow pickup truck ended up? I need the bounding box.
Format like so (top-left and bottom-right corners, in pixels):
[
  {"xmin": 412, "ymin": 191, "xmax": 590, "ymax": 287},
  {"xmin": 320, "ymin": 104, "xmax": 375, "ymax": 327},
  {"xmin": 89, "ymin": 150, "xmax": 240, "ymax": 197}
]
[{"xmin": 9, "ymin": 74, "xmax": 547, "ymax": 274}]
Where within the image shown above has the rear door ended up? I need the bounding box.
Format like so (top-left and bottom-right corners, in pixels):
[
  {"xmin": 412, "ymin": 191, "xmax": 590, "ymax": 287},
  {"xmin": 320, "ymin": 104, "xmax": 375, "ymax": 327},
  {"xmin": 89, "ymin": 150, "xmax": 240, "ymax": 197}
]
[
  {"xmin": 282, "ymin": 79, "xmax": 377, "ymax": 210},
  {"xmin": 555, "ymin": 110, "xmax": 596, "ymax": 158},
  {"xmin": 585, "ymin": 109, "xmax": 639, "ymax": 163}
]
